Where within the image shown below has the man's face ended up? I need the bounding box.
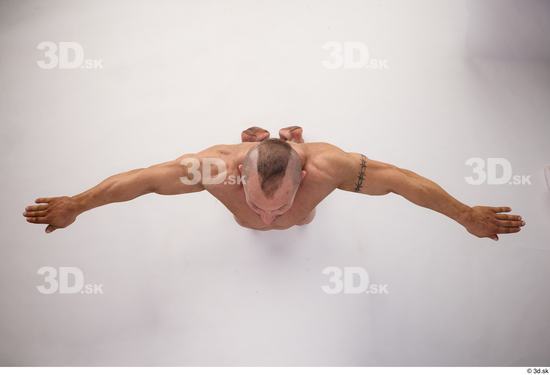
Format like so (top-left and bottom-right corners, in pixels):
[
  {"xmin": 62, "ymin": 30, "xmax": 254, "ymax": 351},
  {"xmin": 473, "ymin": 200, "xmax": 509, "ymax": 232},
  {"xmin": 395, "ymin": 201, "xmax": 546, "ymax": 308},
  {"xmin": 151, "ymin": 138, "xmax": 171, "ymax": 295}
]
[{"xmin": 241, "ymin": 172, "xmax": 299, "ymax": 225}]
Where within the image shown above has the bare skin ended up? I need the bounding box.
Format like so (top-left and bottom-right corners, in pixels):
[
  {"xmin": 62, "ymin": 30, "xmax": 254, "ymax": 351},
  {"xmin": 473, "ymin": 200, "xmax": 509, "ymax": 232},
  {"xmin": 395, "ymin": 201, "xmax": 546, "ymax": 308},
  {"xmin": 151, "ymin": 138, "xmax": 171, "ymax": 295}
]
[{"xmin": 23, "ymin": 126, "xmax": 525, "ymax": 239}]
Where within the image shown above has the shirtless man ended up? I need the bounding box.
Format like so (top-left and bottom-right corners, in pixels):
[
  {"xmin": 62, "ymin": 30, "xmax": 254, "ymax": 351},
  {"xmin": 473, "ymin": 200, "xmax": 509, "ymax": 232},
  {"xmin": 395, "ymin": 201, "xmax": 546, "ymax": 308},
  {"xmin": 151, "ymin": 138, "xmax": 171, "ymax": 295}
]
[{"xmin": 23, "ymin": 126, "xmax": 525, "ymax": 240}]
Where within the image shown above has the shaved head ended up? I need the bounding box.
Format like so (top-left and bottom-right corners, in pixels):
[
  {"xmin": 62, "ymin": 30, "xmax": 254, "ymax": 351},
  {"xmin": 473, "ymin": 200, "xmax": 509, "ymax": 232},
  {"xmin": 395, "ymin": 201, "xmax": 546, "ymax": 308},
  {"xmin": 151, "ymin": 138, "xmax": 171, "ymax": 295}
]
[{"xmin": 242, "ymin": 138, "xmax": 303, "ymax": 198}]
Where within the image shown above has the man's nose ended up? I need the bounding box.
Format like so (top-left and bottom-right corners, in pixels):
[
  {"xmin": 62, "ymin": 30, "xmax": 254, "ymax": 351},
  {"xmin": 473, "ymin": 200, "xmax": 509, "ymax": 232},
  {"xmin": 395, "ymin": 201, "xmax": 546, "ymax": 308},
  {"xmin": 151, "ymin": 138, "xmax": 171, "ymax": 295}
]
[{"xmin": 260, "ymin": 212, "xmax": 275, "ymax": 224}]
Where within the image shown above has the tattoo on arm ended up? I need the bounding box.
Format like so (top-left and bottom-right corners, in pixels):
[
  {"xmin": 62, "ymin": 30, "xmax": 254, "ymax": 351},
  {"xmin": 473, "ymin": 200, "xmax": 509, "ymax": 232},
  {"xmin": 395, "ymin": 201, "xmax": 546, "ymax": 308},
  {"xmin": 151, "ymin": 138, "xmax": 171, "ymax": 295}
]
[{"xmin": 354, "ymin": 154, "xmax": 367, "ymax": 192}]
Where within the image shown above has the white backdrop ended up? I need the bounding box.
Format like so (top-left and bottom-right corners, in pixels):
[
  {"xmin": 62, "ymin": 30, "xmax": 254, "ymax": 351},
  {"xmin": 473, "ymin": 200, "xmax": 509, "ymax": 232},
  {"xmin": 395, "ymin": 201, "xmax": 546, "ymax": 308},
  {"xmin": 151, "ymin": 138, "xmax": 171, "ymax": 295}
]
[{"xmin": 1, "ymin": 0, "xmax": 549, "ymax": 366}]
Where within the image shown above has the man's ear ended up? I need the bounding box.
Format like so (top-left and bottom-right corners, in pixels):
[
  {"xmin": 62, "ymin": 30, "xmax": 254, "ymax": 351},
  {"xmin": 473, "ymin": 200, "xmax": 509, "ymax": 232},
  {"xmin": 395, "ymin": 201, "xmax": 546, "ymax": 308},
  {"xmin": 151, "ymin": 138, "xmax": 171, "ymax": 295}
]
[
  {"xmin": 238, "ymin": 164, "xmax": 243, "ymax": 174},
  {"xmin": 301, "ymin": 169, "xmax": 307, "ymax": 181}
]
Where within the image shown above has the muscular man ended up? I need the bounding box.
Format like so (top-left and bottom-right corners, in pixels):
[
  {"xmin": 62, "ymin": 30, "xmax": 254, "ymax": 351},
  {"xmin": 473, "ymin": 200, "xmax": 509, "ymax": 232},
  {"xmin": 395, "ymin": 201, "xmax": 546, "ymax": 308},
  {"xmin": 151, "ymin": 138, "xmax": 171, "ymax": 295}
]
[{"xmin": 23, "ymin": 126, "xmax": 525, "ymax": 240}]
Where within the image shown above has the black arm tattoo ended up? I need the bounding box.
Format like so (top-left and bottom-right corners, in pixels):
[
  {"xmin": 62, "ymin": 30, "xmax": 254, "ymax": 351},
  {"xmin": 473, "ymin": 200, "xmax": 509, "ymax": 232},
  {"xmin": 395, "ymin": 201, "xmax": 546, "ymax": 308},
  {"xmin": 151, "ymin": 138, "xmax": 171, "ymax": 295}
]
[{"xmin": 354, "ymin": 154, "xmax": 367, "ymax": 192}]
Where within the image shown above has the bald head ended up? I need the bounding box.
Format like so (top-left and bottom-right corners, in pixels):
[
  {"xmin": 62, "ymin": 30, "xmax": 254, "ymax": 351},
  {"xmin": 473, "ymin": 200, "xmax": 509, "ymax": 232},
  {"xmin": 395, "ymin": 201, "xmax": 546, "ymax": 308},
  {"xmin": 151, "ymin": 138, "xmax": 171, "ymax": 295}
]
[{"xmin": 242, "ymin": 138, "xmax": 303, "ymax": 198}]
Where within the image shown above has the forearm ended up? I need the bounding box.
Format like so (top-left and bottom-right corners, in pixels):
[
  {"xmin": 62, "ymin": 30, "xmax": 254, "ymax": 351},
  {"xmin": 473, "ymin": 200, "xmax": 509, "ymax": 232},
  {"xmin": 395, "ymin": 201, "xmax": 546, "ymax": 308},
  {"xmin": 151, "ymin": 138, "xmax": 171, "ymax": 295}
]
[
  {"xmin": 393, "ymin": 168, "xmax": 472, "ymax": 225},
  {"xmin": 71, "ymin": 168, "xmax": 152, "ymax": 214}
]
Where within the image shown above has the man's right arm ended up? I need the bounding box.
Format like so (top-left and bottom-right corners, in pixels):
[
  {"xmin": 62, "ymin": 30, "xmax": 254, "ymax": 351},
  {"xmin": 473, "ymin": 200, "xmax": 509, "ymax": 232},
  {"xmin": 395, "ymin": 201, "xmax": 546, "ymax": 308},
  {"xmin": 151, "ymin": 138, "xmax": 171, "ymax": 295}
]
[{"xmin": 23, "ymin": 152, "xmax": 205, "ymax": 233}]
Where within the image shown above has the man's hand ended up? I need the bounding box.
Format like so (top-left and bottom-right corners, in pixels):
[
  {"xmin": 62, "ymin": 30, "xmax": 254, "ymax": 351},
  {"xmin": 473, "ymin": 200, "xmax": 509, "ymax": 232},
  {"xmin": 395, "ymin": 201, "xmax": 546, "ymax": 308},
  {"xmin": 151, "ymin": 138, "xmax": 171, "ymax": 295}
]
[
  {"xmin": 23, "ymin": 196, "xmax": 81, "ymax": 233},
  {"xmin": 459, "ymin": 206, "xmax": 525, "ymax": 241}
]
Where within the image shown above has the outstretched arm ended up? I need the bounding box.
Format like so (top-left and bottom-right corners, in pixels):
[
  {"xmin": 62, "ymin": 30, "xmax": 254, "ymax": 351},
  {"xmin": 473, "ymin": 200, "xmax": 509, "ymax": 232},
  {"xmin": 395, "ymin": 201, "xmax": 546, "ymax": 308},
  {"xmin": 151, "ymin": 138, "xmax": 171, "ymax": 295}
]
[
  {"xmin": 314, "ymin": 143, "xmax": 525, "ymax": 240},
  {"xmin": 23, "ymin": 152, "xmax": 204, "ymax": 233}
]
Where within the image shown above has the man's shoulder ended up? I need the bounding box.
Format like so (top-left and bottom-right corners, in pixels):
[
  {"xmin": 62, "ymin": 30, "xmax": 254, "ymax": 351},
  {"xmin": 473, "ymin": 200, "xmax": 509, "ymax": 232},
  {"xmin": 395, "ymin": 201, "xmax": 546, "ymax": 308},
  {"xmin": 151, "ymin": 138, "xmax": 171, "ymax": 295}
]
[
  {"xmin": 198, "ymin": 142, "xmax": 245, "ymax": 154},
  {"xmin": 287, "ymin": 142, "xmax": 349, "ymax": 196},
  {"xmin": 198, "ymin": 143, "xmax": 251, "ymax": 161},
  {"xmin": 194, "ymin": 143, "xmax": 256, "ymax": 175},
  {"xmin": 300, "ymin": 142, "xmax": 348, "ymax": 169}
]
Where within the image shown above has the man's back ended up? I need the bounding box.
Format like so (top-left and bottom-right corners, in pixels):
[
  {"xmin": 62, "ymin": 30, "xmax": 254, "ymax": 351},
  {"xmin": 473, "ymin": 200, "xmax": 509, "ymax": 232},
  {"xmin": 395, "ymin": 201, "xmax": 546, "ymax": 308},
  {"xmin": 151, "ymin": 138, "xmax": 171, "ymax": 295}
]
[{"xmin": 204, "ymin": 142, "xmax": 339, "ymax": 230}]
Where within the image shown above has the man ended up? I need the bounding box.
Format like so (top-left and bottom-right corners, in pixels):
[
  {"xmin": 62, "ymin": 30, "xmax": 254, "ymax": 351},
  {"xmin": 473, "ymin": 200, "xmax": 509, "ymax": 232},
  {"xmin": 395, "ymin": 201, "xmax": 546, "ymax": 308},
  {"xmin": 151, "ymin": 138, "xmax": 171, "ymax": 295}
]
[{"xmin": 23, "ymin": 126, "xmax": 525, "ymax": 239}]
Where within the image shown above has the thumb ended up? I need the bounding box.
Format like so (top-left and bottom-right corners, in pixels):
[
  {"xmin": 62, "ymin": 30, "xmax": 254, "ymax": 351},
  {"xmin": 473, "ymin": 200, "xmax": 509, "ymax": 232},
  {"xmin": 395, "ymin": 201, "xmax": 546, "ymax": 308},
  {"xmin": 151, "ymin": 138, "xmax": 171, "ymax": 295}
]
[
  {"xmin": 45, "ymin": 225, "xmax": 57, "ymax": 233},
  {"xmin": 490, "ymin": 234, "xmax": 499, "ymax": 241}
]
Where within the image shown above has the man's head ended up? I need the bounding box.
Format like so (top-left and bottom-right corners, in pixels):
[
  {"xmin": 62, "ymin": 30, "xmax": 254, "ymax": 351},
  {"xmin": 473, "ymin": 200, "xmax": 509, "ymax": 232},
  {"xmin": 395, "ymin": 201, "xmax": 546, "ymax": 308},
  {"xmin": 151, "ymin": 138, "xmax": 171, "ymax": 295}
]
[{"xmin": 239, "ymin": 138, "xmax": 306, "ymax": 224}]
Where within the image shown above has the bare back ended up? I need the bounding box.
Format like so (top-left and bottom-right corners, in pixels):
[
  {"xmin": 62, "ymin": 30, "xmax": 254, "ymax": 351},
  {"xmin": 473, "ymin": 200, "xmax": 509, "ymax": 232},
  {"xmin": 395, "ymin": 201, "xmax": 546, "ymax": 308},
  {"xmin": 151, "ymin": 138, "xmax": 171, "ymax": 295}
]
[{"xmin": 202, "ymin": 142, "xmax": 339, "ymax": 230}]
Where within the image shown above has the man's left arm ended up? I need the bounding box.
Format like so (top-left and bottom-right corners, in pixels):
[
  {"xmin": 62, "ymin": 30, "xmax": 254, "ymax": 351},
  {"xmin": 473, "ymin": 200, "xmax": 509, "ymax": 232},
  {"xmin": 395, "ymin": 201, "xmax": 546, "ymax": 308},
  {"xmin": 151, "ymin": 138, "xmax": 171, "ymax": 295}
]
[{"xmin": 317, "ymin": 145, "xmax": 525, "ymax": 240}]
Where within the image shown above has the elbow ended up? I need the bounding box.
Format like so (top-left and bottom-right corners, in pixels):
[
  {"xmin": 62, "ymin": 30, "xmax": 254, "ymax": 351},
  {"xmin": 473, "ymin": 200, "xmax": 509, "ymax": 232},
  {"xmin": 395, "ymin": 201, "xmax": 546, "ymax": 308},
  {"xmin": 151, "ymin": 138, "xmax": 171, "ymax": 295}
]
[
  {"xmin": 138, "ymin": 167, "xmax": 159, "ymax": 194},
  {"xmin": 386, "ymin": 166, "xmax": 414, "ymax": 195}
]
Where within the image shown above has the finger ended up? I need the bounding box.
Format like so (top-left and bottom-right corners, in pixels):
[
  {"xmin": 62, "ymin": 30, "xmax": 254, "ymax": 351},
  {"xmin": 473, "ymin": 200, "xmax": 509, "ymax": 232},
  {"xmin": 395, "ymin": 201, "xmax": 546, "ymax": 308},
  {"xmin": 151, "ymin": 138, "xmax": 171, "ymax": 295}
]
[
  {"xmin": 496, "ymin": 214, "xmax": 521, "ymax": 221},
  {"xmin": 25, "ymin": 204, "xmax": 49, "ymax": 211},
  {"xmin": 492, "ymin": 207, "xmax": 511, "ymax": 213},
  {"xmin": 23, "ymin": 210, "xmax": 47, "ymax": 217},
  {"xmin": 35, "ymin": 197, "xmax": 53, "ymax": 203},
  {"xmin": 45, "ymin": 225, "xmax": 57, "ymax": 233},
  {"xmin": 497, "ymin": 220, "xmax": 524, "ymax": 228},
  {"xmin": 489, "ymin": 234, "xmax": 499, "ymax": 241},
  {"xmin": 496, "ymin": 227, "xmax": 521, "ymax": 234},
  {"xmin": 26, "ymin": 217, "xmax": 49, "ymax": 224}
]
